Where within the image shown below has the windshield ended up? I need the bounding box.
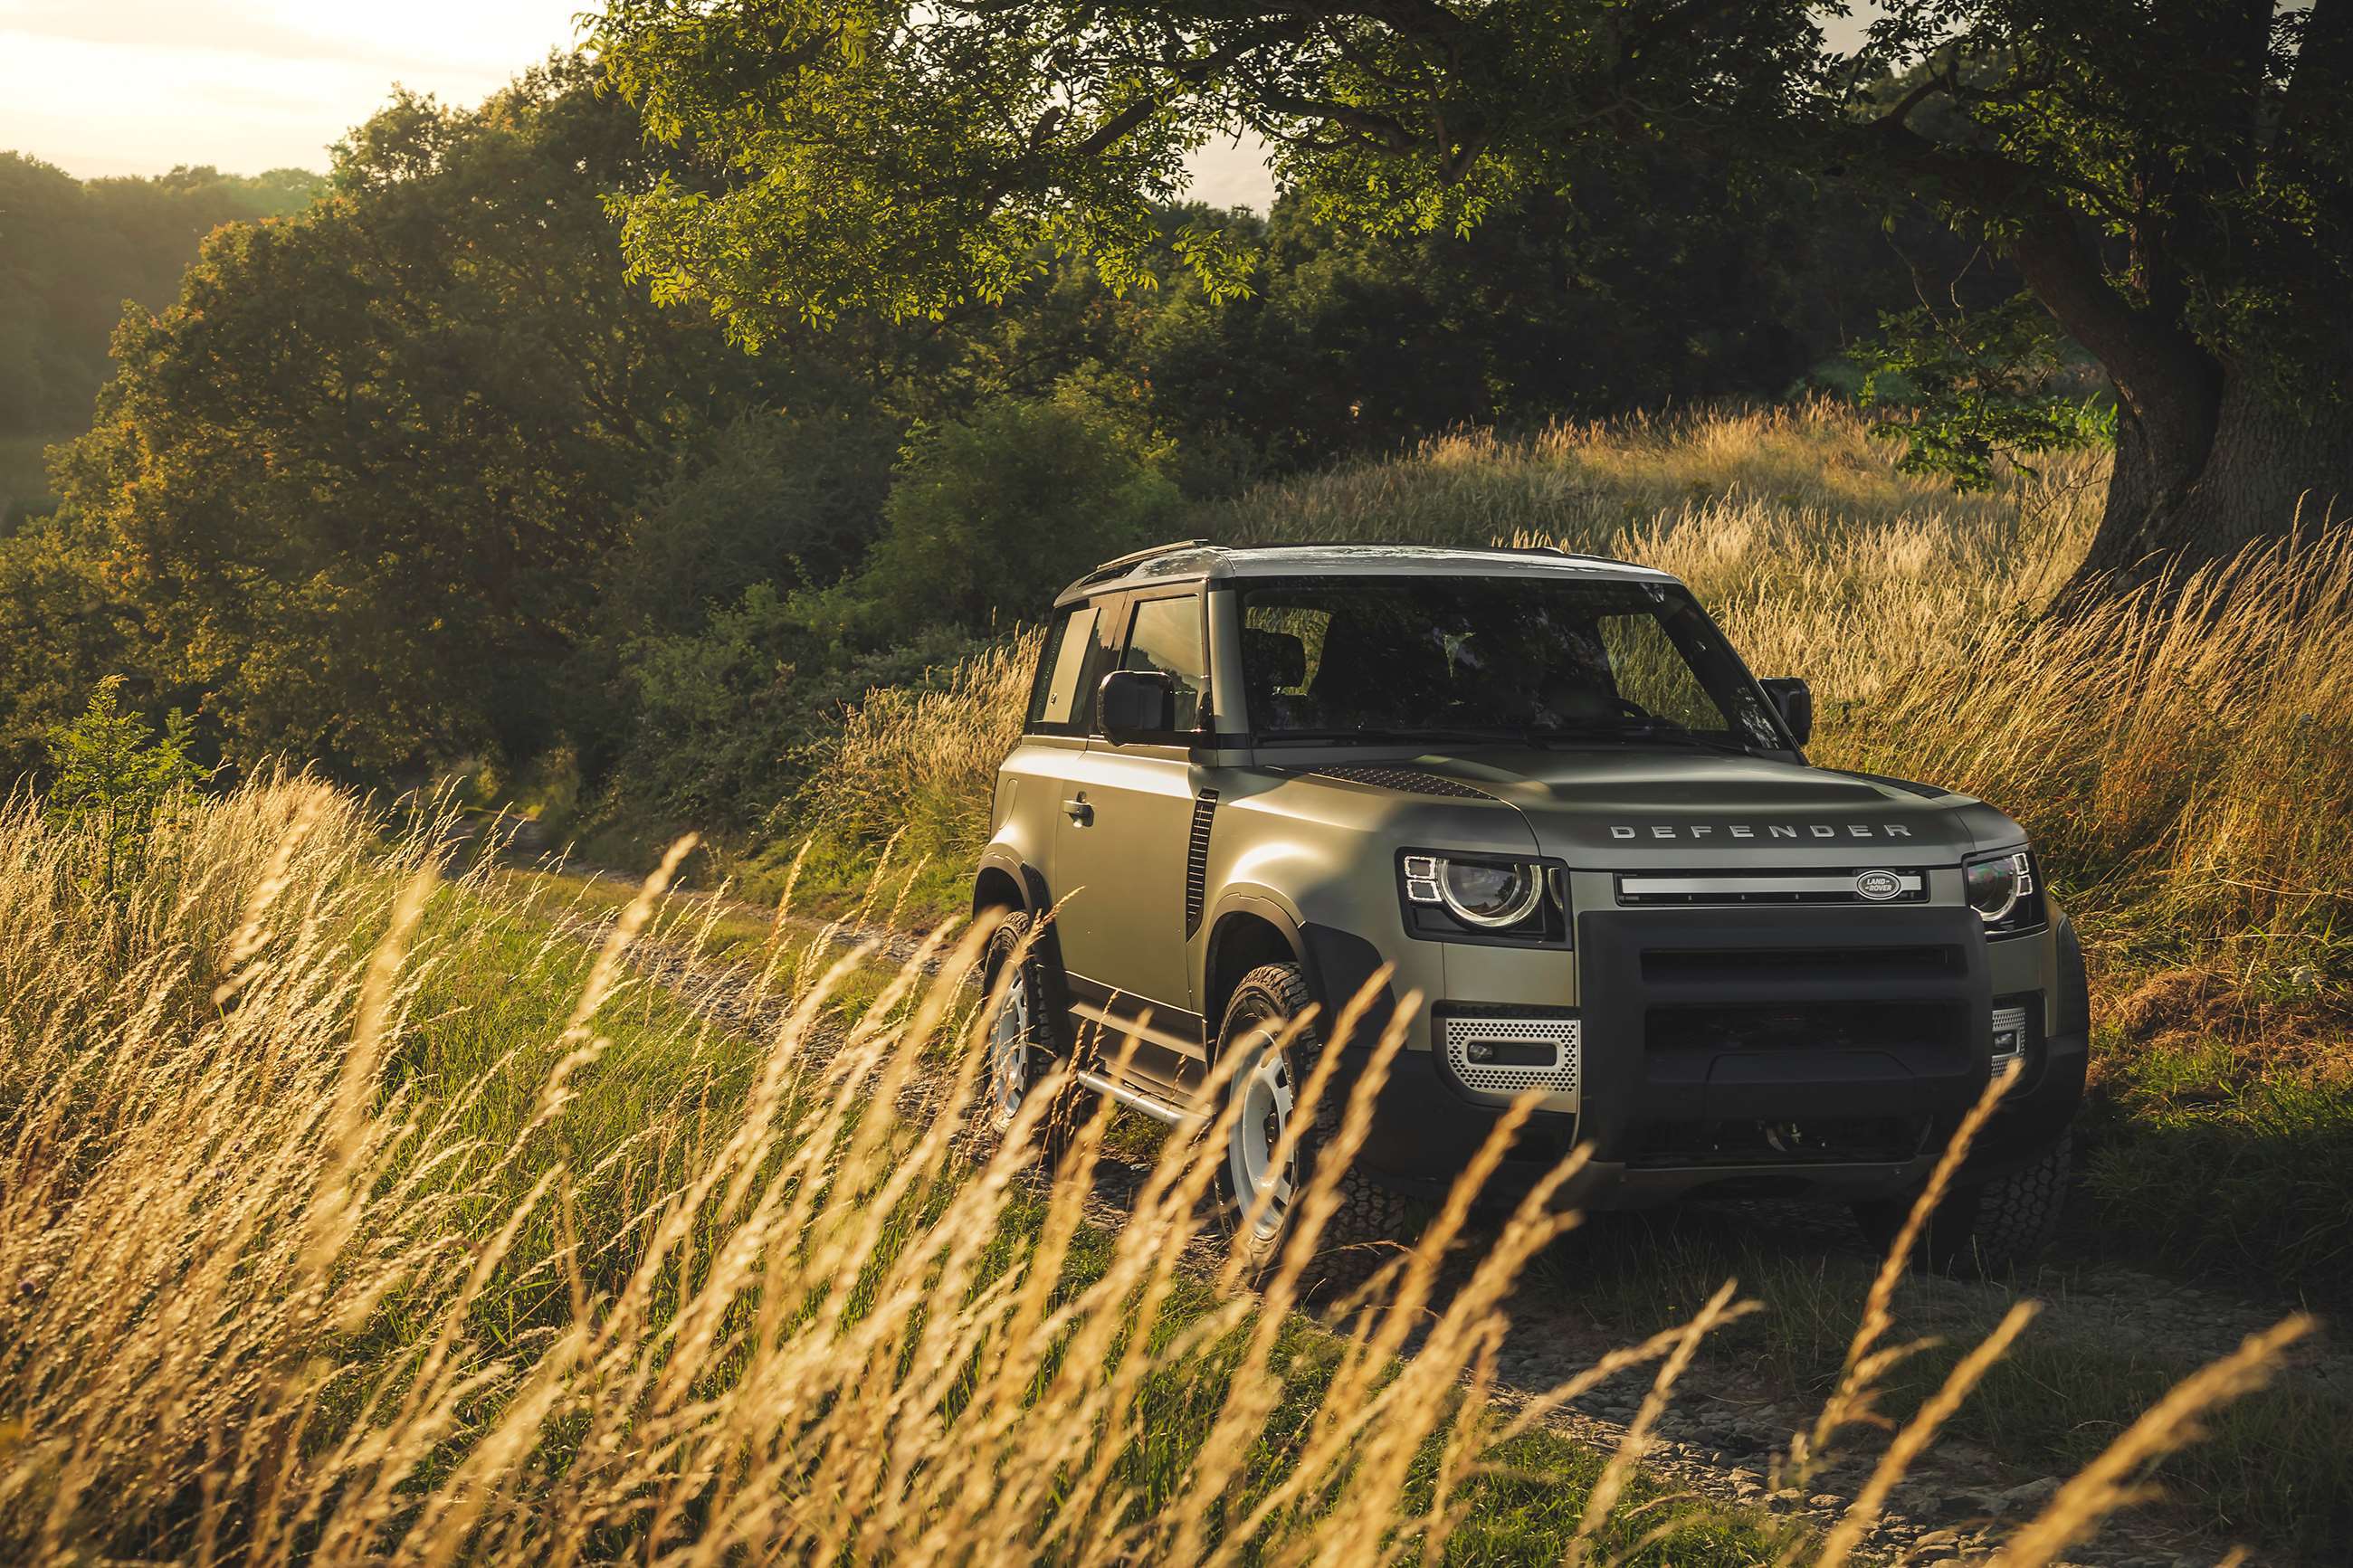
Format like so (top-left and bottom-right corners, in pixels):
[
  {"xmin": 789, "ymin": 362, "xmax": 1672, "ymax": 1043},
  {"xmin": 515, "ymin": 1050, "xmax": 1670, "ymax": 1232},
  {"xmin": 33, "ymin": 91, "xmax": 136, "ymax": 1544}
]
[{"xmin": 1237, "ymin": 575, "xmax": 1785, "ymax": 749}]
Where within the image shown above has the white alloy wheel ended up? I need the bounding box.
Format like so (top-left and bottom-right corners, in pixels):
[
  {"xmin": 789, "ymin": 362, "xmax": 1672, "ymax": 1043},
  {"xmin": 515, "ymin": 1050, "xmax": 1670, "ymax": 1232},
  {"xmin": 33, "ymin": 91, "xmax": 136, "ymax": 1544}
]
[
  {"xmin": 986, "ymin": 976, "xmax": 1033, "ymax": 1133},
  {"xmin": 1224, "ymin": 1027, "xmax": 1297, "ymax": 1243}
]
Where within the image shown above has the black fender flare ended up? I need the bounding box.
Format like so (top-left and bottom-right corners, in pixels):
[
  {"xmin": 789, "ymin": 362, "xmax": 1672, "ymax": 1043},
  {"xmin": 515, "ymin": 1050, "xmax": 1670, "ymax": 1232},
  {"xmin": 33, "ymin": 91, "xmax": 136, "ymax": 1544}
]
[{"xmin": 1200, "ymin": 891, "xmax": 1398, "ymax": 1052}]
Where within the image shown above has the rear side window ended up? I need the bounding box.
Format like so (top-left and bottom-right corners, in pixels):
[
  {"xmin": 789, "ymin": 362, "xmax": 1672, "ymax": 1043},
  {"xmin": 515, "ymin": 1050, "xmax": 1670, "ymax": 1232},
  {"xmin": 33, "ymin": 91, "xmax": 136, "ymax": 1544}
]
[
  {"xmin": 1117, "ymin": 594, "xmax": 1209, "ymax": 730},
  {"xmin": 1027, "ymin": 603, "xmax": 1102, "ymax": 732}
]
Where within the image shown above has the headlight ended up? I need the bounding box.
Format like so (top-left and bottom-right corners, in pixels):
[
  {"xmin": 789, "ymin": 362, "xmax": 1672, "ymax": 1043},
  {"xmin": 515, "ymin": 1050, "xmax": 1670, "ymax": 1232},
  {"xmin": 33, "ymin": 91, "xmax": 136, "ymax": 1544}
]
[
  {"xmin": 1400, "ymin": 853, "xmax": 1565, "ymax": 942},
  {"xmin": 1964, "ymin": 846, "xmax": 2042, "ymax": 932}
]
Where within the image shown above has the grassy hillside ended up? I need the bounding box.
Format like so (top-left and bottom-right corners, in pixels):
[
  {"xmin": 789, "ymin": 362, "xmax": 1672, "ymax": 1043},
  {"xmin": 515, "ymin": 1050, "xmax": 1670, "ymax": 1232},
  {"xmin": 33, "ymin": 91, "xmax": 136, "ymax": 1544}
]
[
  {"xmin": 770, "ymin": 404, "xmax": 2353, "ymax": 1303},
  {"xmin": 0, "ymin": 779, "xmax": 2318, "ymax": 1563}
]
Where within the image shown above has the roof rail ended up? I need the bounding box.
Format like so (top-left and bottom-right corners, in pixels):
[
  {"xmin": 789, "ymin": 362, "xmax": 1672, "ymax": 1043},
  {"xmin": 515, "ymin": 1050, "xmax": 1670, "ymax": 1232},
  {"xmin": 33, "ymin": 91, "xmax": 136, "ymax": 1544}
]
[
  {"xmin": 1083, "ymin": 538, "xmax": 1210, "ymax": 578},
  {"xmin": 1516, "ymin": 543, "xmax": 1624, "ymax": 565}
]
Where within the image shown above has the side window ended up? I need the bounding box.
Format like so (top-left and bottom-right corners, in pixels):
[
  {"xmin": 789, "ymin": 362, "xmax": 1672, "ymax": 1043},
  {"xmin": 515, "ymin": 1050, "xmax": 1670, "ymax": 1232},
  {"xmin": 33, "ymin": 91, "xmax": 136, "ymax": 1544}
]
[
  {"xmin": 1027, "ymin": 603, "xmax": 1102, "ymax": 733},
  {"xmin": 1596, "ymin": 613, "xmax": 1721, "ymax": 732},
  {"xmin": 1118, "ymin": 594, "xmax": 1210, "ymax": 731}
]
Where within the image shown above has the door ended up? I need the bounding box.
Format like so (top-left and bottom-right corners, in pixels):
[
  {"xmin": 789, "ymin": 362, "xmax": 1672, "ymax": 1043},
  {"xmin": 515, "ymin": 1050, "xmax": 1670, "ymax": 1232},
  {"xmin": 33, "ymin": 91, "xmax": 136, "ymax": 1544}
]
[{"xmin": 1051, "ymin": 590, "xmax": 1214, "ymax": 1085}]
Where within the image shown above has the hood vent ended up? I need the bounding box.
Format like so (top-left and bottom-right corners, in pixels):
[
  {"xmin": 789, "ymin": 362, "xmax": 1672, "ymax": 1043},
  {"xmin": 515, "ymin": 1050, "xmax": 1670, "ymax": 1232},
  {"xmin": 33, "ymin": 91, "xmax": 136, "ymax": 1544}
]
[{"xmin": 1306, "ymin": 765, "xmax": 1495, "ymax": 801}]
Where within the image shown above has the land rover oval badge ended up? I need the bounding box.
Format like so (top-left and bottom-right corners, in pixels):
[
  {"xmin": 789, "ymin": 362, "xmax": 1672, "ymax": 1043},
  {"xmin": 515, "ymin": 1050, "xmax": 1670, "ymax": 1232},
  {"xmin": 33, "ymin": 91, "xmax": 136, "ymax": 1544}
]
[{"xmin": 1854, "ymin": 870, "xmax": 1904, "ymax": 902}]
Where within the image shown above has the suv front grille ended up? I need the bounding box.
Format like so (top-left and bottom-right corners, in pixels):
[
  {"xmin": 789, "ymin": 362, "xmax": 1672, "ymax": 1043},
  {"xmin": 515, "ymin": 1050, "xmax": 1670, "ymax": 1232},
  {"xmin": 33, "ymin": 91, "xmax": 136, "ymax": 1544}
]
[
  {"xmin": 1616, "ymin": 869, "xmax": 1928, "ymax": 907},
  {"xmin": 1645, "ymin": 1000, "xmax": 1967, "ymax": 1056},
  {"xmin": 1640, "ymin": 945, "xmax": 1963, "ymax": 985}
]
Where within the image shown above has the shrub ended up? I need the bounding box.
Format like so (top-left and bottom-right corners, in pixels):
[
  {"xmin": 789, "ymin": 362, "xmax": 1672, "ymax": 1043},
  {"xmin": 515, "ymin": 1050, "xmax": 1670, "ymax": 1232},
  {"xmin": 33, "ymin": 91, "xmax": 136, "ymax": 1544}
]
[
  {"xmin": 602, "ymin": 409, "xmax": 898, "ymax": 641},
  {"xmin": 618, "ymin": 585, "xmax": 986, "ymax": 830},
  {"xmin": 851, "ymin": 389, "xmax": 1182, "ymax": 640},
  {"xmin": 43, "ymin": 676, "xmax": 205, "ymax": 898}
]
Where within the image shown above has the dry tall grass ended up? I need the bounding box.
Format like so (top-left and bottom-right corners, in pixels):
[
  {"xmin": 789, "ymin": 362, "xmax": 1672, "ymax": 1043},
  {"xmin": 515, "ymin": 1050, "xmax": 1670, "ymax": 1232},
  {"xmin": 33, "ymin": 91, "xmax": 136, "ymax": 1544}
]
[
  {"xmin": 819, "ymin": 404, "xmax": 2348, "ymax": 952},
  {"xmin": 795, "ymin": 630, "xmax": 1042, "ymax": 871},
  {"xmin": 0, "ymin": 782, "xmax": 2312, "ymax": 1564}
]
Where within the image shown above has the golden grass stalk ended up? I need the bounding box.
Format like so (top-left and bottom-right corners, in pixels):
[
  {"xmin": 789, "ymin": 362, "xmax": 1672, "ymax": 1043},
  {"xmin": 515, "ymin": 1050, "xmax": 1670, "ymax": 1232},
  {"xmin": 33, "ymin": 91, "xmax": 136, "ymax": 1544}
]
[
  {"xmin": 1811, "ymin": 1300, "xmax": 2040, "ymax": 1568},
  {"xmin": 1991, "ymin": 1316, "xmax": 2316, "ymax": 1568},
  {"xmin": 1797, "ymin": 1060, "xmax": 2020, "ymax": 1479}
]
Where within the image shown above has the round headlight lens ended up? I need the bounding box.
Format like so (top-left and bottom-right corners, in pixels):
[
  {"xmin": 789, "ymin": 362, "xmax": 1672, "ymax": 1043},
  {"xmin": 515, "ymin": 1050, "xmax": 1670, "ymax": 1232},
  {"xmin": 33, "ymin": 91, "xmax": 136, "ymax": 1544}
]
[
  {"xmin": 1439, "ymin": 859, "xmax": 1545, "ymax": 929},
  {"xmin": 1964, "ymin": 851, "xmax": 2024, "ymax": 925}
]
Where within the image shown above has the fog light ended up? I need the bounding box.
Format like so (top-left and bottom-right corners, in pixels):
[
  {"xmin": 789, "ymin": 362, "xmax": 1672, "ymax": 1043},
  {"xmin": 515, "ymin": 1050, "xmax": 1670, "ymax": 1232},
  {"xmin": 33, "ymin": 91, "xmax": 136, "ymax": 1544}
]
[{"xmin": 1992, "ymin": 1003, "xmax": 2029, "ymax": 1063}]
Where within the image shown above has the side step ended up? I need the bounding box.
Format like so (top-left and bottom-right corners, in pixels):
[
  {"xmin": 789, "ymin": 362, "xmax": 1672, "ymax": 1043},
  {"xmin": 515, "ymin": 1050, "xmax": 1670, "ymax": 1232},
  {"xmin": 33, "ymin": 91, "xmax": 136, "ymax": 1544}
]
[{"xmin": 1072, "ymin": 1069, "xmax": 1198, "ymax": 1128}]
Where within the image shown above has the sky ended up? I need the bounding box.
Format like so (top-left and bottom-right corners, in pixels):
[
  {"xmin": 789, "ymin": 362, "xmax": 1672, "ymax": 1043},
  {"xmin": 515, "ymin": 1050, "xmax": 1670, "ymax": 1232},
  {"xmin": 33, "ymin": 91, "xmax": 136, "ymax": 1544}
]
[{"xmin": 0, "ymin": 0, "xmax": 1281, "ymax": 206}]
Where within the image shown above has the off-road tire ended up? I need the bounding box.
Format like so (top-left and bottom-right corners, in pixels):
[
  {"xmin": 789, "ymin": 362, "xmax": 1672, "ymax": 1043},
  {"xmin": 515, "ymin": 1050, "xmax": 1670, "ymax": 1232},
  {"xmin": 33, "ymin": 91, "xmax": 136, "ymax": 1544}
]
[
  {"xmin": 1858, "ymin": 1134, "xmax": 2071, "ymax": 1277},
  {"xmin": 979, "ymin": 909, "xmax": 1081, "ymax": 1163},
  {"xmin": 1214, "ymin": 962, "xmax": 1411, "ymax": 1276}
]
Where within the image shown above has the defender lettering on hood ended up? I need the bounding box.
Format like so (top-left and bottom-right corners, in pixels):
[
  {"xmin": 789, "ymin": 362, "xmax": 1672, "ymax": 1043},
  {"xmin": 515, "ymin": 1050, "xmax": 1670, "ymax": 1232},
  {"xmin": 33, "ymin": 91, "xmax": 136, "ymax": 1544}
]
[{"xmin": 1610, "ymin": 822, "xmax": 1915, "ymax": 841}]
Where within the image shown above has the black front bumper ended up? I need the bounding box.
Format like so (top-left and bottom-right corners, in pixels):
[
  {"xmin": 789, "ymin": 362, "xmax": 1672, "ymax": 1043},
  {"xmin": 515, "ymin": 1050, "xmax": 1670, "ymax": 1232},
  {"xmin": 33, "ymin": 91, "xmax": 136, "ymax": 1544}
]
[{"xmin": 1348, "ymin": 908, "xmax": 2086, "ymax": 1208}]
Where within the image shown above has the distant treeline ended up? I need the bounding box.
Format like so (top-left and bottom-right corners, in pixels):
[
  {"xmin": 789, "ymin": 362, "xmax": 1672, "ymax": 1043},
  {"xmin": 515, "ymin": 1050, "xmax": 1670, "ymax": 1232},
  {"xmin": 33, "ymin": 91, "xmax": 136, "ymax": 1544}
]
[
  {"xmin": 0, "ymin": 55, "xmax": 1993, "ymax": 832},
  {"xmin": 0, "ymin": 156, "xmax": 323, "ymax": 441}
]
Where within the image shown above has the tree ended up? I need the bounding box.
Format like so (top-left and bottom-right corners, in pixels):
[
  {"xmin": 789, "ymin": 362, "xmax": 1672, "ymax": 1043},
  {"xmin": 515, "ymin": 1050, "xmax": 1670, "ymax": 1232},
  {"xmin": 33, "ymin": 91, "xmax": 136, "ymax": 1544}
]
[
  {"xmin": 849, "ymin": 389, "xmax": 1181, "ymax": 638},
  {"xmin": 0, "ymin": 153, "xmax": 323, "ymax": 438},
  {"xmin": 51, "ymin": 62, "xmax": 807, "ymax": 775},
  {"xmin": 597, "ymin": 1, "xmax": 2353, "ymax": 603},
  {"xmin": 43, "ymin": 676, "xmax": 205, "ymax": 898}
]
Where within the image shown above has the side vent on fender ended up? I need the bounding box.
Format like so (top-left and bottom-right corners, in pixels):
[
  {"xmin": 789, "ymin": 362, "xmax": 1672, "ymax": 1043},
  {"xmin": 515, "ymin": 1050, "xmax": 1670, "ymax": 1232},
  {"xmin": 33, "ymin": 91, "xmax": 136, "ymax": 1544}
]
[{"xmin": 1185, "ymin": 789, "xmax": 1219, "ymax": 937}]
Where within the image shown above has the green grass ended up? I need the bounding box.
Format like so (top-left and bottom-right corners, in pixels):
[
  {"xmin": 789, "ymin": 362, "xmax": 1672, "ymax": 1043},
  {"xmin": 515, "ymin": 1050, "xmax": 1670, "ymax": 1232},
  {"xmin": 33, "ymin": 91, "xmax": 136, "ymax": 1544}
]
[
  {"xmin": 2078, "ymin": 1028, "xmax": 2353, "ymax": 1303},
  {"xmin": 383, "ymin": 872, "xmax": 1792, "ymax": 1564}
]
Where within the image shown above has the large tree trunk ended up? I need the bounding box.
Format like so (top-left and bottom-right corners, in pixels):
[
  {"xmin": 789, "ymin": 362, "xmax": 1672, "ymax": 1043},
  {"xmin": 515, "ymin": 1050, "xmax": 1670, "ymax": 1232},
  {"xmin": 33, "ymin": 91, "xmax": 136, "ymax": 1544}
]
[{"xmin": 2061, "ymin": 363, "xmax": 2353, "ymax": 605}]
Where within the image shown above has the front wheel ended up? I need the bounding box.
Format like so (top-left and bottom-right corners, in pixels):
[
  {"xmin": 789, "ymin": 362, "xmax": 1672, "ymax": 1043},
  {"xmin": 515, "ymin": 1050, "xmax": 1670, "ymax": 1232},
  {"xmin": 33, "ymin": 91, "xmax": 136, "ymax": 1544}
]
[
  {"xmin": 980, "ymin": 910, "xmax": 1072, "ymax": 1152},
  {"xmin": 1214, "ymin": 963, "xmax": 1409, "ymax": 1275},
  {"xmin": 1856, "ymin": 1134, "xmax": 2071, "ymax": 1277}
]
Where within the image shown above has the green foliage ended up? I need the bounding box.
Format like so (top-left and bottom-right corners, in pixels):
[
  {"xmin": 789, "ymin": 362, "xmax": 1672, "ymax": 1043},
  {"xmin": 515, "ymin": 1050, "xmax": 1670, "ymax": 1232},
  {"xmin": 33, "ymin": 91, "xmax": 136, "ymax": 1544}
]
[
  {"xmin": 1857, "ymin": 295, "xmax": 2114, "ymax": 491},
  {"xmin": 0, "ymin": 153, "xmax": 321, "ymax": 438},
  {"xmin": 594, "ymin": 3, "xmax": 2351, "ymax": 559},
  {"xmin": 593, "ymin": 3, "xmax": 1252, "ymax": 335},
  {"xmin": 47, "ymin": 62, "xmax": 810, "ymax": 776},
  {"xmin": 603, "ymin": 411, "xmax": 898, "ymax": 641},
  {"xmin": 43, "ymin": 677, "xmax": 204, "ymax": 894},
  {"xmin": 849, "ymin": 389, "xmax": 1182, "ymax": 640},
  {"xmin": 0, "ymin": 515, "xmax": 129, "ymax": 780},
  {"xmin": 618, "ymin": 587, "xmax": 982, "ymax": 830}
]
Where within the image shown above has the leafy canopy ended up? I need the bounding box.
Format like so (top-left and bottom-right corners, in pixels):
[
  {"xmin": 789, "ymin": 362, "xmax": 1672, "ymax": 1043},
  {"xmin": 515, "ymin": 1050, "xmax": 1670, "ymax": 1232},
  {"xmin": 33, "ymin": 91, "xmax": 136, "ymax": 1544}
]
[
  {"xmin": 596, "ymin": 2, "xmax": 2349, "ymax": 394},
  {"xmin": 1856, "ymin": 296, "xmax": 2113, "ymax": 493}
]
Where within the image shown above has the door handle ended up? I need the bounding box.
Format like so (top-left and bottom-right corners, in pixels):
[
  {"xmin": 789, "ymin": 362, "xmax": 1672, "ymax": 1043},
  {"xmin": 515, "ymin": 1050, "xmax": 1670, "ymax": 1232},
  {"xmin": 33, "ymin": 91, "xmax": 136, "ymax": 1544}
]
[{"xmin": 1062, "ymin": 794, "xmax": 1093, "ymax": 825}]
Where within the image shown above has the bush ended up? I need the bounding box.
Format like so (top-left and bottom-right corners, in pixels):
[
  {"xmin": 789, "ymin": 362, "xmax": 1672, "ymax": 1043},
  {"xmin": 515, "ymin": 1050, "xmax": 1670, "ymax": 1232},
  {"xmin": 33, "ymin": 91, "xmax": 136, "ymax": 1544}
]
[
  {"xmin": 43, "ymin": 677, "xmax": 205, "ymax": 898},
  {"xmin": 850, "ymin": 389, "xmax": 1181, "ymax": 640},
  {"xmin": 603, "ymin": 409, "xmax": 898, "ymax": 641},
  {"xmin": 618, "ymin": 585, "xmax": 987, "ymax": 830}
]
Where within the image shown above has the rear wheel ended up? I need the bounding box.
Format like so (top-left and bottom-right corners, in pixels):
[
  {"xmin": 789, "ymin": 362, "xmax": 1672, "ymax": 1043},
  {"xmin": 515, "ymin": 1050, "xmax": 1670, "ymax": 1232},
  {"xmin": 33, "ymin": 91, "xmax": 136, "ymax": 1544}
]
[
  {"xmin": 1856, "ymin": 1134, "xmax": 2070, "ymax": 1276},
  {"xmin": 1214, "ymin": 962, "xmax": 1409, "ymax": 1275}
]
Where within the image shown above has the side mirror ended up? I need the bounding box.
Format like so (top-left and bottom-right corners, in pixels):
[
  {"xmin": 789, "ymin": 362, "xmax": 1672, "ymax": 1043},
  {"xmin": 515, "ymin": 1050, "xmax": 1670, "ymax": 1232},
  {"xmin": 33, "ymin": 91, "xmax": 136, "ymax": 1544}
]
[
  {"xmin": 1098, "ymin": 670, "xmax": 1176, "ymax": 742},
  {"xmin": 1760, "ymin": 677, "xmax": 1814, "ymax": 747}
]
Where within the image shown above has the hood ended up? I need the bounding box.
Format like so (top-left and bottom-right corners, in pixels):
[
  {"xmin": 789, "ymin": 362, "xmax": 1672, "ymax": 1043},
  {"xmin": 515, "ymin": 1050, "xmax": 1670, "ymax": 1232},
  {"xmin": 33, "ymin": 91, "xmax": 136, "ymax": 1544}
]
[{"xmin": 1366, "ymin": 747, "xmax": 2019, "ymax": 866}]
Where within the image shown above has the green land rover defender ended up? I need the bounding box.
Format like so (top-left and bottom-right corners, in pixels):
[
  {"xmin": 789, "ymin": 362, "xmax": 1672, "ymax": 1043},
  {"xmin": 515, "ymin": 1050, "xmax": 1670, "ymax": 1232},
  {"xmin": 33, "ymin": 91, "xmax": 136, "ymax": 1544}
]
[{"xmin": 973, "ymin": 542, "xmax": 2087, "ymax": 1271}]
